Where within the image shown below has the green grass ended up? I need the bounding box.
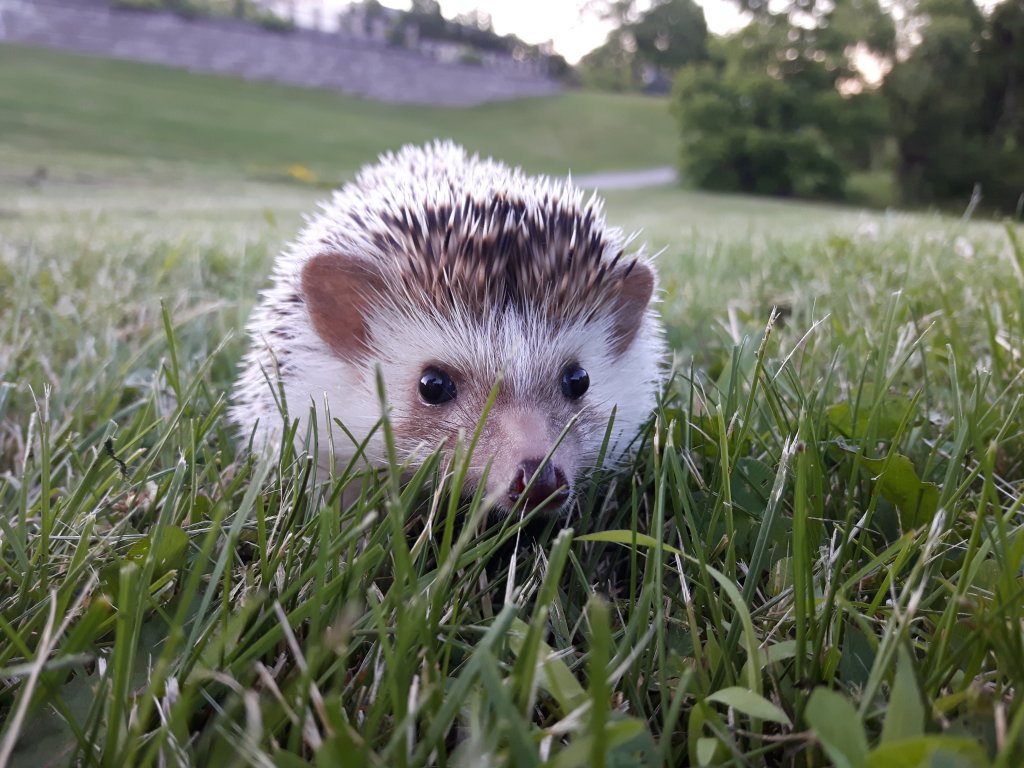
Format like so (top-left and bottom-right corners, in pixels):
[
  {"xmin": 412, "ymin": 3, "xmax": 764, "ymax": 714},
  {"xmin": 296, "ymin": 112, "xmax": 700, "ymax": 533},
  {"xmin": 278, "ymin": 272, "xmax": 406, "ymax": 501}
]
[
  {"xmin": 2, "ymin": 42, "xmax": 1024, "ymax": 768},
  {"xmin": 0, "ymin": 44, "xmax": 677, "ymax": 182},
  {"xmin": 846, "ymin": 170, "xmax": 898, "ymax": 209}
]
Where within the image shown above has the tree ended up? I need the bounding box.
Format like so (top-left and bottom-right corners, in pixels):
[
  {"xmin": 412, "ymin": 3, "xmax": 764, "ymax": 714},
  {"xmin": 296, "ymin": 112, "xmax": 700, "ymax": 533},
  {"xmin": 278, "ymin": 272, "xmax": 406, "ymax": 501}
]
[
  {"xmin": 885, "ymin": 0, "xmax": 1023, "ymax": 210},
  {"xmin": 578, "ymin": 33, "xmax": 637, "ymax": 91},
  {"xmin": 978, "ymin": 0, "xmax": 1024, "ymax": 211},
  {"xmin": 581, "ymin": 0, "xmax": 642, "ymax": 26},
  {"xmin": 409, "ymin": 0, "xmax": 441, "ymax": 16},
  {"xmin": 672, "ymin": 65, "xmax": 846, "ymax": 197},
  {"xmin": 671, "ymin": 0, "xmax": 894, "ymax": 199},
  {"xmin": 716, "ymin": 0, "xmax": 895, "ymax": 93},
  {"xmin": 580, "ymin": 0, "xmax": 708, "ymax": 91},
  {"xmin": 628, "ymin": 0, "xmax": 709, "ymax": 74}
]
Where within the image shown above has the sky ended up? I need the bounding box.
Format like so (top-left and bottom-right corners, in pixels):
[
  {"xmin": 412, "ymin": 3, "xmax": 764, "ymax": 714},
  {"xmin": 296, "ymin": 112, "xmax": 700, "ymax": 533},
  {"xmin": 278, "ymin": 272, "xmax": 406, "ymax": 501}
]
[{"xmin": 304, "ymin": 1, "xmax": 748, "ymax": 62}]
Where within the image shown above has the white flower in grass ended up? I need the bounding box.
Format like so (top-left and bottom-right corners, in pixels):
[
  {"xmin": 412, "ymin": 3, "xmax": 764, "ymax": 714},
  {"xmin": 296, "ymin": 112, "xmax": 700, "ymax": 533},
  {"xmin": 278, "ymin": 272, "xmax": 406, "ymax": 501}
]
[
  {"xmin": 954, "ymin": 236, "xmax": 975, "ymax": 260},
  {"xmin": 856, "ymin": 220, "xmax": 880, "ymax": 241}
]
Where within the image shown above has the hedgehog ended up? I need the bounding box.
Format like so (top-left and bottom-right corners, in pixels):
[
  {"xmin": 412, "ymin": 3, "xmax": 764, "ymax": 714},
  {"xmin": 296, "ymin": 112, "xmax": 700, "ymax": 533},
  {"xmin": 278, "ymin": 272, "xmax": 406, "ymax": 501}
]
[{"xmin": 231, "ymin": 141, "xmax": 667, "ymax": 513}]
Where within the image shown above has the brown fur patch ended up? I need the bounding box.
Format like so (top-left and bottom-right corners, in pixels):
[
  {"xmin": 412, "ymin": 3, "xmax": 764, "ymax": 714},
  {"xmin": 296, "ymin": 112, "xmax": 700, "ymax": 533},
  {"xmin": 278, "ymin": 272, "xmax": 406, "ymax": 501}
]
[
  {"xmin": 609, "ymin": 260, "xmax": 655, "ymax": 356},
  {"xmin": 301, "ymin": 253, "xmax": 387, "ymax": 361},
  {"xmin": 375, "ymin": 196, "xmax": 649, "ymax": 329}
]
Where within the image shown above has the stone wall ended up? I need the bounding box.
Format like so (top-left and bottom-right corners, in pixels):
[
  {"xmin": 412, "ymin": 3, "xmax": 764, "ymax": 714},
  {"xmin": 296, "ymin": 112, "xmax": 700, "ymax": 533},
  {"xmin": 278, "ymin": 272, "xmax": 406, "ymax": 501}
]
[{"xmin": 0, "ymin": 0, "xmax": 562, "ymax": 106}]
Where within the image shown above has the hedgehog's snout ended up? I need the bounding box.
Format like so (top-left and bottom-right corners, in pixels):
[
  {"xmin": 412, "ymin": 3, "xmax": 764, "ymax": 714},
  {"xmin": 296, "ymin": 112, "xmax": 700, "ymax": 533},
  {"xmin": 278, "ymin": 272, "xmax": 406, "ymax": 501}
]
[
  {"xmin": 476, "ymin": 408, "xmax": 579, "ymax": 514},
  {"xmin": 507, "ymin": 458, "xmax": 570, "ymax": 511}
]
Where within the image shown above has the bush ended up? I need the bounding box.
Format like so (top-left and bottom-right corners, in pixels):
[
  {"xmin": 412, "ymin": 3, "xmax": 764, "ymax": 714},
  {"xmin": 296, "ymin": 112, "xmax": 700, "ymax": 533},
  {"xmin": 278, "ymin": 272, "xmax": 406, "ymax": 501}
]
[
  {"xmin": 672, "ymin": 65, "xmax": 848, "ymax": 198},
  {"xmin": 111, "ymin": 0, "xmax": 166, "ymax": 11},
  {"xmin": 457, "ymin": 48, "xmax": 484, "ymax": 66},
  {"xmin": 252, "ymin": 11, "xmax": 295, "ymax": 33},
  {"xmin": 110, "ymin": 0, "xmax": 209, "ymax": 19}
]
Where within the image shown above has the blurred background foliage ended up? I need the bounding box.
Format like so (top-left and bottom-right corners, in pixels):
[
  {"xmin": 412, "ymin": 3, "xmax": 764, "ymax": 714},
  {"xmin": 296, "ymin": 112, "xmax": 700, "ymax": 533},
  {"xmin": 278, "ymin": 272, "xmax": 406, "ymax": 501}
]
[{"xmin": 578, "ymin": 0, "xmax": 1023, "ymax": 213}]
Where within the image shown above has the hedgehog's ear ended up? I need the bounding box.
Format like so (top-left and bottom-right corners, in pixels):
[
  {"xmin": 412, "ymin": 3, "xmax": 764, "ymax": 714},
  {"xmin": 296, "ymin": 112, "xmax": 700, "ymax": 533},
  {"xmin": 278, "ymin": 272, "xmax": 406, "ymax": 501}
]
[
  {"xmin": 301, "ymin": 253, "xmax": 387, "ymax": 361},
  {"xmin": 610, "ymin": 260, "xmax": 655, "ymax": 356}
]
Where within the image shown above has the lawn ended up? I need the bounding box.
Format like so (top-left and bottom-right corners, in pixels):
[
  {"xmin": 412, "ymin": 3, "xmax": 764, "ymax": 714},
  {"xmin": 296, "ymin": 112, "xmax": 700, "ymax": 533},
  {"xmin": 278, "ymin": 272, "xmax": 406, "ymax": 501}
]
[
  {"xmin": 0, "ymin": 44, "xmax": 677, "ymax": 181},
  {"xmin": 1, "ymin": 44, "xmax": 1023, "ymax": 767}
]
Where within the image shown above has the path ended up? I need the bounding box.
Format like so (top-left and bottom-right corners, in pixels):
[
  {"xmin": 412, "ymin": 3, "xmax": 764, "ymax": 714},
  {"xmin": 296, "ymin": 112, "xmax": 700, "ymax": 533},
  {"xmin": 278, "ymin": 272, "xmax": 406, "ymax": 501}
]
[{"xmin": 573, "ymin": 166, "xmax": 677, "ymax": 191}]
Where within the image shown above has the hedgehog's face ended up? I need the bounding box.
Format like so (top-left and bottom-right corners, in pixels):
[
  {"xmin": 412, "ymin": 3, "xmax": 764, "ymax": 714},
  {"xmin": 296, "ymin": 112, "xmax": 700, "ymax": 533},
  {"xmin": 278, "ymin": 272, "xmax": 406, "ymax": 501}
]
[
  {"xmin": 394, "ymin": 353, "xmax": 595, "ymax": 513},
  {"xmin": 300, "ymin": 248, "xmax": 663, "ymax": 514},
  {"xmin": 375, "ymin": 305, "xmax": 657, "ymax": 514}
]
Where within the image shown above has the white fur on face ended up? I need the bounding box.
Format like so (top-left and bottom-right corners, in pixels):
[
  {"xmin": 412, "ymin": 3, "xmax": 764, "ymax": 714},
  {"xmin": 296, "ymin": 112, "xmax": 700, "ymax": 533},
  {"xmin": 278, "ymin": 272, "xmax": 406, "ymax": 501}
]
[{"xmin": 357, "ymin": 300, "xmax": 662, "ymax": 500}]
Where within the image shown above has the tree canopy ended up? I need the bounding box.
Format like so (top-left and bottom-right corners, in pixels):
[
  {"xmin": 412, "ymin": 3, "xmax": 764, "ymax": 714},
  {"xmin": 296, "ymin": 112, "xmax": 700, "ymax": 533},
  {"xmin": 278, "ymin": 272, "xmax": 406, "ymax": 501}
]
[
  {"xmin": 580, "ymin": 0, "xmax": 709, "ymax": 91},
  {"xmin": 659, "ymin": 0, "xmax": 1023, "ymax": 210},
  {"xmin": 885, "ymin": 0, "xmax": 1023, "ymax": 209},
  {"xmin": 670, "ymin": 0, "xmax": 893, "ymax": 200}
]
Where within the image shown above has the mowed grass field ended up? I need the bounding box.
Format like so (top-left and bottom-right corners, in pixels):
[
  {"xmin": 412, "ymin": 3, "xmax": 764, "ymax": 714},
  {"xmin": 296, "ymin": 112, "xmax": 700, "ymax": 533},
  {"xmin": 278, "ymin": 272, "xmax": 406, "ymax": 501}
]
[
  {"xmin": 2, "ymin": 43, "xmax": 1023, "ymax": 767},
  {"xmin": 0, "ymin": 45, "xmax": 677, "ymax": 180}
]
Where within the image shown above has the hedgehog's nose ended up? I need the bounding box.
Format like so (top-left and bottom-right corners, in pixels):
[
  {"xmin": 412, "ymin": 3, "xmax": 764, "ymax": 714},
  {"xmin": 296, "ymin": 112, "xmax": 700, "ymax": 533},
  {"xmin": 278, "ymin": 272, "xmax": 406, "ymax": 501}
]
[{"xmin": 507, "ymin": 458, "xmax": 570, "ymax": 510}]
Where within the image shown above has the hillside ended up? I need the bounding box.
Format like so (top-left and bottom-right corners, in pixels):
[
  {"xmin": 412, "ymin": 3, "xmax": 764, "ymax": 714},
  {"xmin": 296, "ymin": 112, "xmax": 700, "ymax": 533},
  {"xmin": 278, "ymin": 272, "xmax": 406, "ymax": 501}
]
[{"xmin": 0, "ymin": 45, "xmax": 678, "ymax": 183}]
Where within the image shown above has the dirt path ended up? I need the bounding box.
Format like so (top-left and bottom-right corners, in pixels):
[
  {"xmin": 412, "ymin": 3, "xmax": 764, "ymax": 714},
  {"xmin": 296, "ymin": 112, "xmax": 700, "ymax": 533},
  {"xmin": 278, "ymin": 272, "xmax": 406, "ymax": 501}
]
[{"xmin": 572, "ymin": 166, "xmax": 677, "ymax": 190}]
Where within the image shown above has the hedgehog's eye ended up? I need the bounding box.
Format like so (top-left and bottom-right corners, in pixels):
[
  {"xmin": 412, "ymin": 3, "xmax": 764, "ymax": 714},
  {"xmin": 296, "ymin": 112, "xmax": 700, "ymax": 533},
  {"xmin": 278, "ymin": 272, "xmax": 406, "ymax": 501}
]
[
  {"xmin": 419, "ymin": 367, "xmax": 457, "ymax": 405},
  {"xmin": 560, "ymin": 364, "xmax": 589, "ymax": 400}
]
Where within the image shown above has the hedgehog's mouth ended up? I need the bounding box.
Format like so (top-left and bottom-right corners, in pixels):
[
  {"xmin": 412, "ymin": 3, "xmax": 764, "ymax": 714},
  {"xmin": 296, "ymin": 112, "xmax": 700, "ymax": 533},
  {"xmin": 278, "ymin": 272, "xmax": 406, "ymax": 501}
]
[
  {"xmin": 454, "ymin": 457, "xmax": 575, "ymax": 515},
  {"xmin": 504, "ymin": 458, "xmax": 571, "ymax": 512}
]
